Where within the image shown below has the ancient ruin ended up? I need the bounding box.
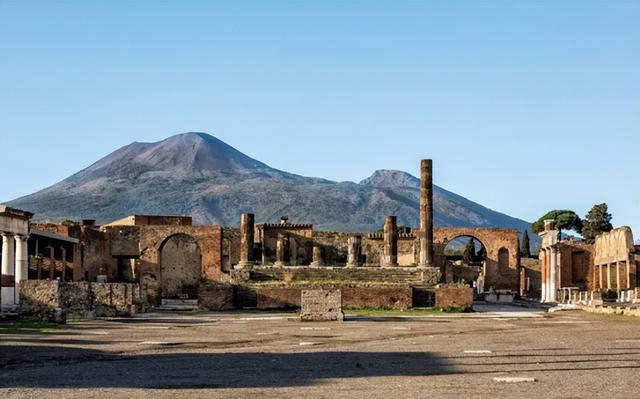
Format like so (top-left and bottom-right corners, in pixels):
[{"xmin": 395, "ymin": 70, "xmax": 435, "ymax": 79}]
[{"xmin": 2, "ymin": 159, "xmax": 638, "ymax": 317}]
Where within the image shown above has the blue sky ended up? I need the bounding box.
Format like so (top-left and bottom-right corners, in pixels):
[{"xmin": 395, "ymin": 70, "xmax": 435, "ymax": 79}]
[{"xmin": 1, "ymin": 1, "xmax": 638, "ymax": 234}]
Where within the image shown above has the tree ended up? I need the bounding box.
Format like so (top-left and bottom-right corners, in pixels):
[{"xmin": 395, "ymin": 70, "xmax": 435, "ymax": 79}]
[
  {"xmin": 531, "ymin": 210, "xmax": 582, "ymax": 235},
  {"xmin": 463, "ymin": 238, "xmax": 475, "ymax": 263},
  {"xmin": 581, "ymin": 203, "xmax": 613, "ymax": 244},
  {"xmin": 521, "ymin": 230, "xmax": 531, "ymax": 258}
]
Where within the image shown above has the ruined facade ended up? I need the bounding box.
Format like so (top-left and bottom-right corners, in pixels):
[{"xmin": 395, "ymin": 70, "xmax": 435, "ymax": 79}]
[{"xmin": 3, "ymin": 159, "xmax": 530, "ymax": 311}]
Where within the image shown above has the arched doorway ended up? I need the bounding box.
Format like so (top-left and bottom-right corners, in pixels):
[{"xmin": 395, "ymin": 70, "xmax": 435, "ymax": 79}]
[
  {"xmin": 159, "ymin": 234, "xmax": 201, "ymax": 299},
  {"xmin": 443, "ymin": 235, "xmax": 488, "ymax": 285}
]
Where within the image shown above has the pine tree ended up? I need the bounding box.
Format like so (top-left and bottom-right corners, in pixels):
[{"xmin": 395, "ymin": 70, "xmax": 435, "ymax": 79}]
[
  {"xmin": 463, "ymin": 238, "xmax": 475, "ymax": 263},
  {"xmin": 581, "ymin": 203, "xmax": 613, "ymax": 244},
  {"xmin": 521, "ymin": 230, "xmax": 531, "ymax": 258}
]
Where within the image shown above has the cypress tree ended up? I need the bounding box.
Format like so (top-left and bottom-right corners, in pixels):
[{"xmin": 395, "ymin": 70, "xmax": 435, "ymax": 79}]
[{"xmin": 521, "ymin": 230, "xmax": 531, "ymax": 258}]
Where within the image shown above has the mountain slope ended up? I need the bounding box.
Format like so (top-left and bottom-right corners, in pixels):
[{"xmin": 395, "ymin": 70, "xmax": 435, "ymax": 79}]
[{"xmin": 7, "ymin": 132, "xmax": 531, "ymax": 233}]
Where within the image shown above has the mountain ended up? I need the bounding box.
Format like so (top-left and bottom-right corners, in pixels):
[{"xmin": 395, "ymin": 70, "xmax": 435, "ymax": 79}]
[{"xmin": 7, "ymin": 132, "xmax": 532, "ymax": 234}]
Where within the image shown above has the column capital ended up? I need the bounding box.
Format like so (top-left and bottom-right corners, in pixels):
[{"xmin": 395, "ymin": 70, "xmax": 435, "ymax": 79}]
[
  {"xmin": 14, "ymin": 234, "xmax": 29, "ymax": 242},
  {"xmin": 1, "ymin": 231, "xmax": 14, "ymax": 239}
]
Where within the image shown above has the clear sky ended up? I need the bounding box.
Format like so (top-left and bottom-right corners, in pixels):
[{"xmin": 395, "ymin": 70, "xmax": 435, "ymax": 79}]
[{"xmin": 1, "ymin": 1, "xmax": 638, "ymax": 235}]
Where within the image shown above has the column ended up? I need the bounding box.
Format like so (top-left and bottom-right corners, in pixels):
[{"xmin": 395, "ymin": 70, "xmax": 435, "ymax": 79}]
[
  {"xmin": 382, "ymin": 216, "xmax": 398, "ymax": 267},
  {"xmin": 48, "ymin": 246, "xmax": 55, "ymax": 280},
  {"xmin": 310, "ymin": 246, "xmax": 323, "ymax": 267},
  {"xmin": 346, "ymin": 235, "xmax": 362, "ymax": 267},
  {"xmin": 598, "ymin": 264, "xmax": 603, "ymax": 291},
  {"xmin": 418, "ymin": 159, "xmax": 434, "ymax": 267},
  {"xmin": 14, "ymin": 235, "xmax": 28, "ymax": 304},
  {"xmin": 549, "ymin": 246, "xmax": 558, "ymax": 302},
  {"xmin": 274, "ymin": 233, "xmax": 286, "ymax": 267},
  {"xmin": 1, "ymin": 232, "xmax": 15, "ymax": 308},
  {"xmin": 540, "ymin": 250, "xmax": 547, "ymax": 302},
  {"xmin": 235, "ymin": 213, "xmax": 255, "ymax": 270},
  {"xmin": 606, "ymin": 263, "xmax": 612, "ymax": 290},
  {"xmin": 616, "ymin": 261, "xmax": 621, "ymax": 293},
  {"xmin": 60, "ymin": 246, "xmax": 67, "ymax": 282}
]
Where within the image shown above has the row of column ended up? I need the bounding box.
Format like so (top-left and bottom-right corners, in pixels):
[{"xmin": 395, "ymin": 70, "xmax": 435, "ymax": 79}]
[
  {"xmin": 594, "ymin": 262, "xmax": 632, "ymax": 291},
  {"xmin": 1, "ymin": 232, "xmax": 28, "ymax": 309}
]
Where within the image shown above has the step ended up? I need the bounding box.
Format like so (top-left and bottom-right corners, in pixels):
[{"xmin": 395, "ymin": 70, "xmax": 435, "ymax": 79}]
[{"xmin": 157, "ymin": 299, "xmax": 199, "ymax": 312}]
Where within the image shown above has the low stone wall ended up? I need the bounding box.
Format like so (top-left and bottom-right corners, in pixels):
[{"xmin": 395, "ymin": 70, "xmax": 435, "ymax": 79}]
[
  {"xmin": 253, "ymin": 286, "xmax": 413, "ymax": 309},
  {"xmin": 19, "ymin": 280, "xmax": 140, "ymax": 322},
  {"xmin": 342, "ymin": 287, "xmax": 412, "ymax": 309},
  {"xmin": 198, "ymin": 281, "xmax": 234, "ymax": 310},
  {"xmin": 245, "ymin": 266, "xmax": 441, "ymax": 286},
  {"xmin": 256, "ymin": 288, "xmax": 301, "ymax": 309},
  {"xmin": 435, "ymin": 284, "xmax": 473, "ymax": 309}
]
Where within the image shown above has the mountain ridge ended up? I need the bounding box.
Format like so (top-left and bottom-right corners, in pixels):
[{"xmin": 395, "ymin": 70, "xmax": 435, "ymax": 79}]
[{"xmin": 7, "ymin": 132, "xmax": 532, "ymax": 234}]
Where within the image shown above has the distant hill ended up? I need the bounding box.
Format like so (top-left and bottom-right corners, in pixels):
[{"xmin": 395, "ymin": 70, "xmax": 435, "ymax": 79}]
[{"xmin": 8, "ymin": 132, "xmax": 533, "ymax": 236}]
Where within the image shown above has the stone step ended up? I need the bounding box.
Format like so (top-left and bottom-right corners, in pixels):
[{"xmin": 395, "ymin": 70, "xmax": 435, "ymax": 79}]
[{"xmin": 156, "ymin": 299, "xmax": 199, "ymax": 312}]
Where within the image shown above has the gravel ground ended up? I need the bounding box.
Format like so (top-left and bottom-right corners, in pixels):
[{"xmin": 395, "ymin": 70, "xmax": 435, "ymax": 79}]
[{"xmin": 1, "ymin": 305, "xmax": 639, "ymax": 399}]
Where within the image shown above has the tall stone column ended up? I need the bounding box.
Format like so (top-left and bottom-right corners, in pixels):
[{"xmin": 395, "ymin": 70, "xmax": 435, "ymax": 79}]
[
  {"xmin": 418, "ymin": 159, "xmax": 434, "ymax": 268},
  {"xmin": 14, "ymin": 235, "xmax": 28, "ymax": 304},
  {"xmin": 310, "ymin": 246, "xmax": 323, "ymax": 267},
  {"xmin": 548, "ymin": 246, "xmax": 558, "ymax": 302},
  {"xmin": 235, "ymin": 213, "xmax": 255, "ymax": 270},
  {"xmin": 382, "ymin": 216, "xmax": 398, "ymax": 267},
  {"xmin": 1, "ymin": 232, "xmax": 15, "ymax": 308},
  {"xmin": 346, "ymin": 235, "xmax": 362, "ymax": 267},
  {"xmin": 274, "ymin": 233, "xmax": 286, "ymax": 267}
]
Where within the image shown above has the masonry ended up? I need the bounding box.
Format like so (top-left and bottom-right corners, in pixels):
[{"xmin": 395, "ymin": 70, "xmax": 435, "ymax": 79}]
[{"xmin": 2, "ymin": 160, "xmax": 528, "ymax": 312}]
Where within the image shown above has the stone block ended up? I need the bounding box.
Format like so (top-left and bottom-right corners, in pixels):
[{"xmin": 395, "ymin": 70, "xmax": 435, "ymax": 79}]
[
  {"xmin": 300, "ymin": 289, "xmax": 344, "ymax": 321},
  {"xmin": 198, "ymin": 281, "xmax": 234, "ymax": 310},
  {"xmin": 435, "ymin": 284, "xmax": 473, "ymax": 309}
]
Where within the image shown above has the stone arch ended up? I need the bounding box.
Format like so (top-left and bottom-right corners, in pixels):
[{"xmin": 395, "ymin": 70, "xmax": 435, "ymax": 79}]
[
  {"xmin": 442, "ymin": 234, "xmax": 489, "ymax": 285},
  {"xmin": 159, "ymin": 233, "xmax": 202, "ymax": 299},
  {"xmin": 434, "ymin": 227, "xmax": 520, "ymax": 290}
]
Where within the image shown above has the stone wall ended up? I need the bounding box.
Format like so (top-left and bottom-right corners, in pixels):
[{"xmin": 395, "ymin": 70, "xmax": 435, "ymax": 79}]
[
  {"xmin": 300, "ymin": 289, "xmax": 344, "ymax": 321},
  {"xmin": 252, "ymin": 286, "xmax": 414, "ymax": 309},
  {"xmin": 19, "ymin": 280, "xmax": 140, "ymax": 322},
  {"xmin": 198, "ymin": 281, "xmax": 234, "ymax": 310},
  {"xmin": 435, "ymin": 284, "xmax": 473, "ymax": 309}
]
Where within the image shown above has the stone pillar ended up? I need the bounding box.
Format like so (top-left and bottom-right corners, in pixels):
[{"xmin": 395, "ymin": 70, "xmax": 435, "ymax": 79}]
[
  {"xmin": 48, "ymin": 246, "xmax": 55, "ymax": 280},
  {"xmin": 1, "ymin": 232, "xmax": 15, "ymax": 308},
  {"xmin": 346, "ymin": 235, "xmax": 362, "ymax": 267},
  {"xmin": 606, "ymin": 263, "xmax": 612, "ymax": 290},
  {"xmin": 274, "ymin": 233, "xmax": 286, "ymax": 267},
  {"xmin": 14, "ymin": 235, "xmax": 28, "ymax": 304},
  {"xmin": 418, "ymin": 159, "xmax": 434, "ymax": 268},
  {"xmin": 310, "ymin": 246, "xmax": 323, "ymax": 267},
  {"xmin": 616, "ymin": 261, "xmax": 621, "ymax": 293},
  {"xmin": 235, "ymin": 213, "xmax": 255, "ymax": 270},
  {"xmin": 548, "ymin": 246, "xmax": 558, "ymax": 302},
  {"xmin": 382, "ymin": 216, "xmax": 398, "ymax": 267}
]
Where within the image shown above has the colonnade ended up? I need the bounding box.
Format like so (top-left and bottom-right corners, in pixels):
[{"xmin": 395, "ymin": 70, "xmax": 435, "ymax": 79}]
[{"xmin": 1, "ymin": 232, "xmax": 29, "ymax": 309}]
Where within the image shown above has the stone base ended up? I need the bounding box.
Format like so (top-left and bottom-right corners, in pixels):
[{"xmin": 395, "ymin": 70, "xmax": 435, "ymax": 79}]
[
  {"xmin": 273, "ymin": 261, "xmax": 285, "ymax": 268},
  {"xmin": 309, "ymin": 262, "xmax": 323, "ymax": 268},
  {"xmin": 234, "ymin": 261, "xmax": 254, "ymax": 271},
  {"xmin": 1, "ymin": 286, "xmax": 15, "ymax": 307},
  {"xmin": 300, "ymin": 289, "xmax": 344, "ymax": 321}
]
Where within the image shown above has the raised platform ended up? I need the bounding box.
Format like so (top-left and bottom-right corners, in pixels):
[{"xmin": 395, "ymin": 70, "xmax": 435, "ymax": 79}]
[{"xmin": 235, "ymin": 266, "xmax": 441, "ymax": 286}]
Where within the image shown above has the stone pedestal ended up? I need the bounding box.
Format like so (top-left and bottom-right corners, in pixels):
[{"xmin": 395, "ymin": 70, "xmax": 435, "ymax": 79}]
[
  {"xmin": 382, "ymin": 216, "xmax": 398, "ymax": 268},
  {"xmin": 346, "ymin": 236, "xmax": 362, "ymax": 267},
  {"xmin": 235, "ymin": 213, "xmax": 255, "ymax": 270},
  {"xmin": 418, "ymin": 159, "xmax": 434, "ymax": 268},
  {"xmin": 1, "ymin": 232, "xmax": 15, "ymax": 308},
  {"xmin": 310, "ymin": 246, "xmax": 323, "ymax": 267},
  {"xmin": 300, "ymin": 289, "xmax": 344, "ymax": 321}
]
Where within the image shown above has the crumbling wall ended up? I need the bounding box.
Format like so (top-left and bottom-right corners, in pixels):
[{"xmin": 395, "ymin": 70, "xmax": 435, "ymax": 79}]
[
  {"xmin": 435, "ymin": 284, "xmax": 473, "ymax": 309},
  {"xmin": 198, "ymin": 281, "xmax": 234, "ymax": 310},
  {"xmin": 19, "ymin": 280, "xmax": 140, "ymax": 322}
]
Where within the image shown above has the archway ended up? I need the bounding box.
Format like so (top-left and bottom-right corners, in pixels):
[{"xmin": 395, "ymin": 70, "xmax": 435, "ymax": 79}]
[
  {"xmin": 443, "ymin": 235, "xmax": 488, "ymax": 285},
  {"xmin": 159, "ymin": 234, "xmax": 202, "ymax": 299}
]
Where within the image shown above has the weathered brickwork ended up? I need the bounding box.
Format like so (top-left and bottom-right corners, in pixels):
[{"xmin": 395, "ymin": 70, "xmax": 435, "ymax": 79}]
[
  {"xmin": 435, "ymin": 284, "xmax": 473, "ymax": 309},
  {"xmin": 300, "ymin": 289, "xmax": 344, "ymax": 321},
  {"xmin": 198, "ymin": 281, "xmax": 234, "ymax": 310},
  {"xmin": 19, "ymin": 280, "xmax": 140, "ymax": 322}
]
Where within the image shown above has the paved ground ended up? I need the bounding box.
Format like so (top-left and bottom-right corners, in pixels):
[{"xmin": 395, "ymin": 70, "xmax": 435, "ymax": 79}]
[{"xmin": 1, "ymin": 305, "xmax": 640, "ymax": 398}]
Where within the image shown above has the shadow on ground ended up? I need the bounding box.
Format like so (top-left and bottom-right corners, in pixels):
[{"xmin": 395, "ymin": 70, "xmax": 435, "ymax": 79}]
[{"xmin": 0, "ymin": 346, "xmax": 454, "ymax": 389}]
